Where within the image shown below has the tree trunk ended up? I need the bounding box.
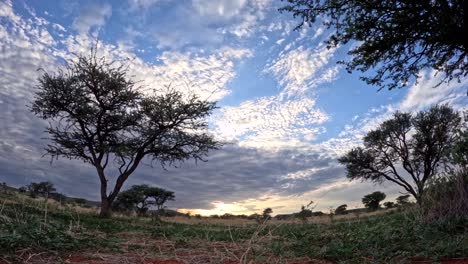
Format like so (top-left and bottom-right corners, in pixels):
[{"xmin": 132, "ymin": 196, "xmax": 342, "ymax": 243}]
[{"xmin": 100, "ymin": 198, "xmax": 112, "ymax": 218}]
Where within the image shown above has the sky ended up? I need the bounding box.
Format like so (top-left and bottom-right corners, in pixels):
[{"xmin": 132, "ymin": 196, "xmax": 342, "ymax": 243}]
[{"xmin": 0, "ymin": 0, "xmax": 467, "ymax": 216}]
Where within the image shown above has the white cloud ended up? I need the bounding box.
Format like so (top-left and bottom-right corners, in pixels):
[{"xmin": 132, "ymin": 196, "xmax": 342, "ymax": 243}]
[
  {"xmin": 399, "ymin": 70, "xmax": 468, "ymax": 112},
  {"xmin": 215, "ymin": 95, "xmax": 328, "ymax": 148},
  {"xmin": 268, "ymin": 45, "xmax": 337, "ymax": 95},
  {"xmin": 128, "ymin": 0, "xmax": 161, "ymax": 12},
  {"xmin": 72, "ymin": 3, "xmax": 112, "ymax": 34},
  {"xmin": 59, "ymin": 34, "xmax": 252, "ymax": 101},
  {"xmin": 193, "ymin": 0, "xmax": 247, "ymax": 19},
  {"xmin": 213, "ymin": 42, "xmax": 338, "ymax": 149}
]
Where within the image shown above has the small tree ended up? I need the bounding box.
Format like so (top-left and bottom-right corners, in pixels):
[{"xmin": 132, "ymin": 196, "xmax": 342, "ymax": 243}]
[
  {"xmin": 396, "ymin": 195, "xmax": 411, "ymax": 207},
  {"xmin": 113, "ymin": 184, "xmax": 174, "ymax": 216},
  {"xmin": 262, "ymin": 208, "xmax": 273, "ymax": 220},
  {"xmin": 362, "ymin": 191, "xmax": 386, "ymax": 211},
  {"xmin": 383, "ymin": 201, "xmax": 396, "ymax": 209},
  {"xmin": 146, "ymin": 187, "xmax": 175, "ymax": 211},
  {"xmin": 339, "ymin": 105, "xmax": 462, "ymax": 204},
  {"xmin": 31, "ymin": 53, "xmax": 219, "ymax": 217},
  {"xmin": 27, "ymin": 181, "xmax": 56, "ymax": 201},
  {"xmin": 335, "ymin": 204, "xmax": 347, "ymax": 215},
  {"xmin": 295, "ymin": 201, "xmax": 315, "ymax": 223}
]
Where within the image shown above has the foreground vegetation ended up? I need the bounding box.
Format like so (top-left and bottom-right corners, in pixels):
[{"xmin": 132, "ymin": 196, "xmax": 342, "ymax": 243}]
[{"xmin": 1, "ymin": 192, "xmax": 466, "ymax": 263}]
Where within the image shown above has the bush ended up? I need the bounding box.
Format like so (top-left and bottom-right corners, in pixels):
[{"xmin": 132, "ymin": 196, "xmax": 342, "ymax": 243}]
[{"xmin": 421, "ymin": 168, "xmax": 468, "ymax": 222}]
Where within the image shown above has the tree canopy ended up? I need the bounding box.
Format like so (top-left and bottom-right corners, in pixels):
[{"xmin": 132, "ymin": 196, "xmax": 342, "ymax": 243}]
[
  {"xmin": 339, "ymin": 105, "xmax": 462, "ymax": 204},
  {"xmin": 280, "ymin": 0, "xmax": 468, "ymax": 90},
  {"xmin": 113, "ymin": 184, "xmax": 175, "ymax": 215},
  {"xmin": 362, "ymin": 191, "xmax": 386, "ymax": 210},
  {"xmin": 335, "ymin": 204, "xmax": 347, "ymax": 215},
  {"xmin": 26, "ymin": 181, "xmax": 56, "ymax": 200},
  {"xmin": 31, "ymin": 52, "xmax": 219, "ymax": 217}
]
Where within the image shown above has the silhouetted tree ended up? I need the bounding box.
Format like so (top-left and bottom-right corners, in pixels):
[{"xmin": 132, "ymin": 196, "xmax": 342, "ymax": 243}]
[
  {"xmin": 113, "ymin": 184, "xmax": 174, "ymax": 216},
  {"xmin": 339, "ymin": 105, "xmax": 462, "ymax": 204},
  {"xmin": 383, "ymin": 201, "xmax": 396, "ymax": 209},
  {"xmin": 335, "ymin": 204, "xmax": 347, "ymax": 215},
  {"xmin": 147, "ymin": 187, "xmax": 175, "ymax": 211},
  {"xmin": 295, "ymin": 200, "xmax": 315, "ymax": 223},
  {"xmin": 362, "ymin": 191, "xmax": 386, "ymax": 211},
  {"xmin": 280, "ymin": 0, "xmax": 468, "ymax": 90},
  {"xmin": 31, "ymin": 52, "xmax": 219, "ymax": 218},
  {"xmin": 27, "ymin": 181, "xmax": 56, "ymax": 201},
  {"xmin": 396, "ymin": 195, "xmax": 411, "ymax": 207},
  {"xmin": 262, "ymin": 208, "xmax": 273, "ymax": 220}
]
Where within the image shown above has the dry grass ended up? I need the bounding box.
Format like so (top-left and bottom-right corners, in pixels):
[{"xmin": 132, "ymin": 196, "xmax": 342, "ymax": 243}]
[{"xmin": 162, "ymin": 209, "xmax": 394, "ymax": 226}]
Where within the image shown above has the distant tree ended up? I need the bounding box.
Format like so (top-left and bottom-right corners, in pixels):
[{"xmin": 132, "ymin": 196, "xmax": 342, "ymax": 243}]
[
  {"xmin": 31, "ymin": 52, "xmax": 219, "ymax": 218},
  {"xmin": 335, "ymin": 204, "xmax": 348, "ymax": 215},
  {"xmin": 113, "ymin": 184, "xmax": 174, "ymax": 216},
  {"xmin": 262, "ymin": 208, "xmax": 273, "ymax": 220},
  {"xmin": 362, "ymin": 191, "xmax": 386, "ymax": 211},
  {"xmin": 27, "ymin": 181, "xmax": 56, "ymax": 201},
  {"xmin": 383, "ymin": 201, "xmax": 396, "ymax": 209},
  {"xmin": 221, "ymin": 213, "xmax": 235, "ymax": 219},
  {"xmin": 247, "ymin": 213, "xmax": 260, "ymax": 221},
  {"xmin": 279, "ymin": 0, "xmax": 468, "ymax": 90},
  {"xmin": 339, "ymin": 105, "xmax": 462, "ymax": 204},
  {"xmin": 18, "ymin": 187, "xmax": 27, "ymax": 193},
  {"xmin": 146, "ymin": 187, "xmax": 175, "ymax": 211},
  {"xmin": 295, "ymin": 201, "xmax": 315, "ymax": 223},
  {"xmin": 396, "ymin": 195, "xmax": 412, "ymax": 207}
]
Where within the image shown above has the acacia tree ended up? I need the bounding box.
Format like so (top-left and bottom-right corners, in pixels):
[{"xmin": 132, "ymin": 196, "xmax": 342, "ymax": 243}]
[
  {"xmin": 335, "ymin": 204, "xmax": 347, "ymax": 215},
  {"xmin": 383, "ymin": 201, "xmax": 396, "ymax": 209},
  {"xmin": 280, "ymin": 0, "xmax": 468, "ymax": 90},
  {"xmin": 362, "ymin": 191, "xmax": 386, "ymax": 210},
  {"xmin": 27, "ymin": 181, "xmax": 56, "ymax": 201},
  {"xmin": 31, "ymin": 54, "xmax": 219, "ymax": 217},
  {"xmin": 396, "ymin": 195, "xmax": 411, "ymax": 207},
  {"xmin": 147, "ymin": 187, "xmax": 175, "ymax": 211},
  {"xmin": 339, "ymin": 105, "xmax": 462, "ymax": 204}
]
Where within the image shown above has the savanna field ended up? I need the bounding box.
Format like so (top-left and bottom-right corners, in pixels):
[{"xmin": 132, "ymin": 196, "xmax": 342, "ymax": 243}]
[{"xmin": 0, "ymin": 188, "xmax": 467, "ymax": 264}]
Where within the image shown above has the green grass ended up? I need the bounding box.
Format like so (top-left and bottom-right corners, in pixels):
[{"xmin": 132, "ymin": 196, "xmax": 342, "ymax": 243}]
[
  {"xmin": 1, "ymin": 192, "xmax": 467, "ymax": 263},
  {"xmin": 151, "ymin": 213, "xmax": 467, "ymax": 262}
]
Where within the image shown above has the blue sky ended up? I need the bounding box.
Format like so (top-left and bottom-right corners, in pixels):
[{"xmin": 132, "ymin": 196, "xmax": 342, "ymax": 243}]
[{"xmin": 0, "ymin": 0, "xmax": 467, "ymax": 215}]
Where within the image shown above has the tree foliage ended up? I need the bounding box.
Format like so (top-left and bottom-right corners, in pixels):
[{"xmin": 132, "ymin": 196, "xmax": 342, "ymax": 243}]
[
  {"xmin": 31, "ymin": 52, "xmax": 219, "ymax": 217},
  {"xmin": 262, "ymin": 208, "xmax": 273, "ymax": 219},
  {"xmin": 362, "ymin": 191, "xmax": 386, "ymax": 210},
  {"xmin": 113, "ymin": 184, "xmax": 174, "ymax": 215},
  {"xmin": 335, "ymin": 204, "xmax": 347, "ymax": 215},
  {"xmin": 383, "ymin": 201, "xmax": 396, "ymax": 209},
  {"xmin": 339, "ymin": 105, "xmax": 462, "ymax": 204},
  {"xmin": 279, "ymin": 0, "xmax": 468, "ymax": 90},
  {"xmin": 396, "ymin": 195, "xmax": 411, "ymax": 207},
  {"xmin": 26, "ymin": 181, "xmax": 56, "ymax": 200}
]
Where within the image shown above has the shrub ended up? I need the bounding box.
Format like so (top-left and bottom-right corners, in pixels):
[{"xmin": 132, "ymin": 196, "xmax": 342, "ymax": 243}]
[
  {"xmin": 383, "ymin": 202, "xmax": 396, "ymax": 209},
  {"xmin": 362, "ymin": 191, "xmax": 386, "ymax": 211},
  {"xmin": 421, "ymin": 168, "xmax": 468, "ymax": 222},
  {"xmin": 335, "ymin": 204, "xmax": 348, "ymax": 215}
]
